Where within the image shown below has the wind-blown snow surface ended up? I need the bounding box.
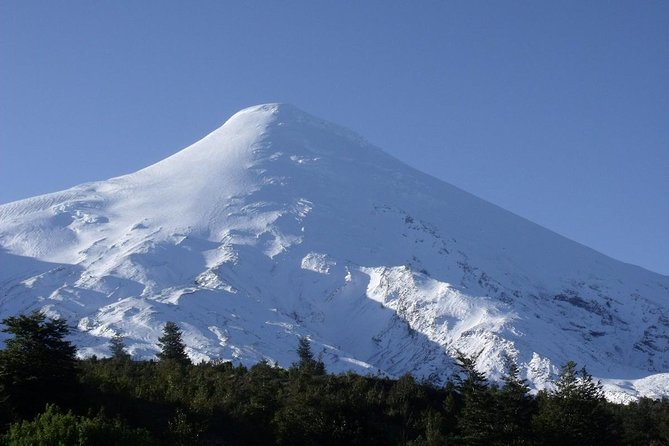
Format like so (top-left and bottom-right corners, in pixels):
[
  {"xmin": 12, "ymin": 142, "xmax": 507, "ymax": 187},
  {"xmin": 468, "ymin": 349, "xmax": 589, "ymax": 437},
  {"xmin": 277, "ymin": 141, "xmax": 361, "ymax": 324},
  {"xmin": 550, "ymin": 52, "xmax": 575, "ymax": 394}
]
[{"xmin": 1, "ymin": 104, "xmax": 668, "ymax": 401}]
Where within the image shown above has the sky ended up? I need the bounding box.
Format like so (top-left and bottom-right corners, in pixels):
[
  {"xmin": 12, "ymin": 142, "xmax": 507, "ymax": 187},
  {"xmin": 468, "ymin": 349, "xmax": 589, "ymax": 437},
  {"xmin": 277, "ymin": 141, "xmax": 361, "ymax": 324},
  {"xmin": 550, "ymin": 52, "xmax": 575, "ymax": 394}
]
[{"xmin": 1, "ymin": 1, "xmax": 668, "ymax": 275}]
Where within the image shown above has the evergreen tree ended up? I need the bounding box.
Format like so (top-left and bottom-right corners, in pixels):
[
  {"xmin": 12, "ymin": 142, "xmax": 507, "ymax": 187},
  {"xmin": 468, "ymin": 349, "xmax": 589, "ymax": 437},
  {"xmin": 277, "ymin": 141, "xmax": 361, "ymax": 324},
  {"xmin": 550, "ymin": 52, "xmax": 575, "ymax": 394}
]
[
  {"xmin": 387, "ymin": 374, "xmax": 427, "ymax": 442},
  {"xmin": 453, "ymin": 351, "xmax": 497, "ymax": 445},
  {"xmin": 554, "ymin": 360, "xmax": 579, "ymax": 397},
  {"xmin": 0, "ymin": 311, "xmax": 78, "ymax": 417},
  {"xmin": 295, "ymin": 336, "xmax": 325, "ymax": 375},
  {"xmin": 617, "ymin": 396, "xmax": 669, "ymax": 445},
  {"xmin": 497, "ymin": 360, "xmax": 533, "ymax": 445},
  {"xmin": 533, "ymin": 361, "xmax": 614, "ymax": 446},
  {"xmin": 109, "ymin": 331, "xmax": 131, "ymax": 361},
  {"xmin": 421, "ymin": 410, "xmax": 448, "ymax": 446},
  {"xmin": 156, "ymin": 322, "xmax": 190, "ymax": 365},
  {"xmin": 297, "ymin": 336, "xmax": 314, "ymax": 365},
  {"xmin": 2, "ymin": 341, "xmax": 668, "ymax": 445}
]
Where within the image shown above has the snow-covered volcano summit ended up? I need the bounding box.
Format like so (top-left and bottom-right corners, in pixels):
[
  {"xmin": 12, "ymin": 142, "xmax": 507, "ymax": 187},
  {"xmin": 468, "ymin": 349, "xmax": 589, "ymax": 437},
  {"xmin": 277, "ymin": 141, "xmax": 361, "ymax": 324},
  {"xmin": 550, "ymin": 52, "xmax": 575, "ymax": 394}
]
[{"xmin": 1, "ymin": 103, "xmax": 668, "ymax": 401}]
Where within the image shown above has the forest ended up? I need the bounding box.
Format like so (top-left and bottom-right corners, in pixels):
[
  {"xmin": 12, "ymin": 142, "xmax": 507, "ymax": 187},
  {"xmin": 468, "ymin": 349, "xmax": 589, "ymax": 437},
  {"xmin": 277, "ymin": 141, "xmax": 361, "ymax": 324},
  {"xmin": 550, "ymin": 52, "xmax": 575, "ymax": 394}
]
[{"xmin": 0, "ymin": 311, "xmax": 667, "ymax": 445}]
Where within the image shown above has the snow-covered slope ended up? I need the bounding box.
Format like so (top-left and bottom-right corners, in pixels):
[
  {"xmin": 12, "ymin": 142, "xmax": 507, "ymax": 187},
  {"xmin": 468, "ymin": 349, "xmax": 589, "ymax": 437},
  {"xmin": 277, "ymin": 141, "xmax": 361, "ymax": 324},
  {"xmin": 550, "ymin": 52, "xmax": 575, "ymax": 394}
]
[{"xmin": 1, "ymin": 104, "xmax": 667, "ymax": 401}]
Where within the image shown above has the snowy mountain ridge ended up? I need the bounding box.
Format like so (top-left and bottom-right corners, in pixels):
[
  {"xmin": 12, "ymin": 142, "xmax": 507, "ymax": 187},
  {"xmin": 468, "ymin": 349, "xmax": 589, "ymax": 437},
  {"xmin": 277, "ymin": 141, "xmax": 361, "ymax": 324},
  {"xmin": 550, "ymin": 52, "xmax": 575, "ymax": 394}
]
[{"xmin": 1, "ymin": 103, "xmax": 668, "ymax": 402}]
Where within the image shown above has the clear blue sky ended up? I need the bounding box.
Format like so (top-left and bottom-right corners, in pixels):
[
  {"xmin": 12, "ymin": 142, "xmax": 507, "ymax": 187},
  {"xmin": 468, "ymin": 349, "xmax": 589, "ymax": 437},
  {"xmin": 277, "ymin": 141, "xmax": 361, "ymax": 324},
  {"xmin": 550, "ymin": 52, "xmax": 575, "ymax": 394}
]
[{"xmin": 1, "ymin": 1, "xmax": 668, "ymax": 275}]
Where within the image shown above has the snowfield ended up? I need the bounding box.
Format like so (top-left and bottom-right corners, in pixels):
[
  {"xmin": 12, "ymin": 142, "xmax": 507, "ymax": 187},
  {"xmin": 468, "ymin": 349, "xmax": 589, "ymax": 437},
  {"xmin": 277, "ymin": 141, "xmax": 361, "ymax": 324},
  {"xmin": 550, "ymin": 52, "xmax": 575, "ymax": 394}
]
[{"xmin": 1, "ymin": 103, "xmax": 667, "ymax": 400}]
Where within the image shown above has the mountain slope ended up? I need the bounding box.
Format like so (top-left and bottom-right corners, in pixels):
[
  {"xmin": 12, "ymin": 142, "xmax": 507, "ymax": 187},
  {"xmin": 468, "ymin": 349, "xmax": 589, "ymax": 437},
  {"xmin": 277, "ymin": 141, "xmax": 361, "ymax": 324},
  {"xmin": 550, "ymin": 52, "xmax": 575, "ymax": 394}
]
[{"xmin": 1, "ymin": 103, "xmax": 667, "ymax": 401}]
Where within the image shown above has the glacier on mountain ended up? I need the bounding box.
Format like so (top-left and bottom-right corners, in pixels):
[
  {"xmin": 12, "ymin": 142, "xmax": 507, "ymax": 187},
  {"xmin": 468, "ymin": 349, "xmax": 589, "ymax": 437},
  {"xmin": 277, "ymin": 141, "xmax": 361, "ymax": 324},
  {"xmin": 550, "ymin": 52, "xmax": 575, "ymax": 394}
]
[{"xmin": 1, "ymin": 103, "xmax": 667, "ymax": 401}]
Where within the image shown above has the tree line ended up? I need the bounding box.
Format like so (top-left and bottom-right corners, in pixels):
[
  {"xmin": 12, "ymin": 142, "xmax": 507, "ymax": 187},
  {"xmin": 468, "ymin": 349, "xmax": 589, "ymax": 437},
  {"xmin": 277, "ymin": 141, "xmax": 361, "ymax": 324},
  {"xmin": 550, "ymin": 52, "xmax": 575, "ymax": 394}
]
[{"xmin": 0, "ymin": 311, "xmax": 667, "ymax": 445}]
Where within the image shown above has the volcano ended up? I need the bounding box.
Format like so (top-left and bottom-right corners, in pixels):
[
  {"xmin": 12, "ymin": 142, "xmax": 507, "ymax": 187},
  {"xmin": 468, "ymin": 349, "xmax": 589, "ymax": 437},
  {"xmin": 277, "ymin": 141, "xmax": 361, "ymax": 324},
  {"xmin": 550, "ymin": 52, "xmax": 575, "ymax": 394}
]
[{"xmin": 1, "ymin": 103, "xmax": 667, "ymax": 401}]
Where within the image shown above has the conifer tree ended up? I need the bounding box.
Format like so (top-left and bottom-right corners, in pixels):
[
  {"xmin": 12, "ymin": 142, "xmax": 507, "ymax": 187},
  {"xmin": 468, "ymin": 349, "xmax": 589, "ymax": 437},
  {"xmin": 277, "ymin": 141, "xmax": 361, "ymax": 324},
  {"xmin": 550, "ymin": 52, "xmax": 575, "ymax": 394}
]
[
  {"xmin": 554, "ymin": 360, "xmax": 579, "ymax": 396},
  {"xmin": 387, "ymin": 374, "xmax": 426, "ymax": 441},
  {"xmin": 533, "ymin": 360, "xmax": 613, "ymax": 446},
  {"xmin": 295, "ymin": 336, "xmax": 325, "ymax": 375},
  {"xmin": 453, "ymin": 351, "xmax": 497, "ymax": 445},
  {"xmin": 156, "ymin": 321, "xmax": 190, "ymax": 365},
  {"xmin": 297, "ymin": 336, "xmax": 314, "ymax": 365},
  {"xmin": 497, "ymin": 360, "xmax": 533, "ymax": 445},
  {"xmin": 0, "ymin": 311, "xmax": 78, "ymax": 417},
  {"xmin": 109, "ymin": 331, "xmax": 131, "ymax": 361}
]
